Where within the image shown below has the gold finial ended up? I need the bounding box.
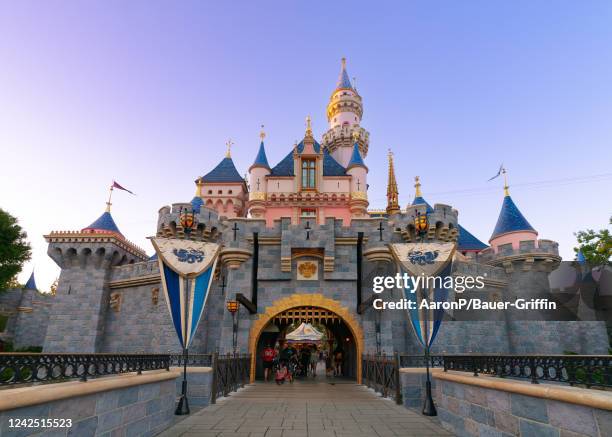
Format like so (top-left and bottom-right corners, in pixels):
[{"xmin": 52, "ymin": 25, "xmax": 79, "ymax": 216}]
[
  {"xmin": 341, "ymin": 57, "xmax": 346, "ymax": 69},
  {"xmin": 502, "ymin": 167, "xmax": 509, "ymax": 196},
  {"xmin": 105, "ymin": 183, "xmax": 114, "ymax": 212},
  {"xmin": 414, "ymin": 176, "xmax": 422, "ymax": 198},
  {"xmin": 352, "ymin": 130, "xmax": 360, "ymax": 141},
  {"xmin": 305, "ymin": 115, "xmax": 313, "ymax": 137},
  {"xmin": 259, "ymin": 124, "xmax": 266, "ymax": 141},
  {"xmin": 195, "ymin": 177, "xmax": 204, "ymax": 196},
  {"xmin": 225, "ymin": 139, "xmax": 233, "ymax": 158}
]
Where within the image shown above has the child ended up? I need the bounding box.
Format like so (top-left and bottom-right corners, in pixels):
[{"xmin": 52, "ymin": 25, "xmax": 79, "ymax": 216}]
[{"xmin": 275, "ymin": 363, "xmax": 289, "ymax": 385}]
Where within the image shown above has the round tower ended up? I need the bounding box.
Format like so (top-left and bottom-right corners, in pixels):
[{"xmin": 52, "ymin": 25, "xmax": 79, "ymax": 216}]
[
  {"xmin": 322, "ymin": 58, "xmax": 370, "ymax": 168},
  {"xmin": 346, "ymin": 132, "xmax": 368, "ymax": 217},
  {"xmin": 247, "ymin": 127, "xmax": 271, "ymax": 219},
  {"xmin": 488, "ymin": 182, "xmax": 538, "ymax": 253}
]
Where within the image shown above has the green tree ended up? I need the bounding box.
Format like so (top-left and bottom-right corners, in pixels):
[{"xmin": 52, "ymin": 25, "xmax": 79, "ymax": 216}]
[
  {"xmin": 574, "ymin": 216, "xmax": 611, "ymax": 266},
  {"xmin": 0, "ymin": 209, "xmax": 31, "ymax": 291}
]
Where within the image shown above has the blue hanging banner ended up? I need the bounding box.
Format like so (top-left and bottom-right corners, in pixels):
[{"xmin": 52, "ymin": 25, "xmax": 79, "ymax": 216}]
[
  {"xmin": 390, "ymin": 242, "xmax": 456, "ymax": 348},
  {"xmin": 151, "ymin": 238, "xmax": 220, "ymax": 348}
]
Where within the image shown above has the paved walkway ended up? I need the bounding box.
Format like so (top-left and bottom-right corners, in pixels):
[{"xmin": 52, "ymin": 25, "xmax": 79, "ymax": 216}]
[{"xmin": 157, "ymin": 379, "xmax": 453, "ymax": 437}]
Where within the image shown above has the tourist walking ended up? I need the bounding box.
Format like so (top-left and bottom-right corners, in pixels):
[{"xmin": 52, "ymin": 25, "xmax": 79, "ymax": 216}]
[{"xmin": 262, "ymin": 343, "xmax": 276, "ymax": 382}]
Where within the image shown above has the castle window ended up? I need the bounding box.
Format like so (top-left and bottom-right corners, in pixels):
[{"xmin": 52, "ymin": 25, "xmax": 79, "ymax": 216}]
[
  {"xmin": 228, "ymin": 190, "xmax": 233, "ymax": 194},
  {"xmin": 301, "ymin": 208, "xmax": 316, "ymax": 217},
  {"xmin": 218, "ymin": 190, "xmax": 222, "ymax": 194},
  {"xmin": 301, "ymin": 159, "xmax": 316, "ymax": 189},
  {"xmin": 208, "ymin": 190, "xmax": 213, "ymax": 195}
]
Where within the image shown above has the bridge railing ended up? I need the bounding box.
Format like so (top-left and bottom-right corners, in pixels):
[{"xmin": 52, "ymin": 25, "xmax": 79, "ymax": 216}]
[
  {"xmin": 399, "ymin": 354, "xmax": 612, "ymax": 388},
  {"xmin": 170, "ymin": 353, "xmax": 213, "ymax": 367},
  {"xmin": 0, "ymin": 353, "xmax": 171, "ymax": 386},
  {"xmin": 210, "ymin": 353, "xmax": 251, "ymax": 404},
  {"xmin": 362, "ymin": 353, "xmax": 402, "ymax": 404}
]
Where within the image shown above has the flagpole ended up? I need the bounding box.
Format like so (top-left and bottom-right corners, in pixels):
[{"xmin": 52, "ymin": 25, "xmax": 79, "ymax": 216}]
[{"xmin": 106, "ymin": 183, "xmax": 114, "ymax": 212}]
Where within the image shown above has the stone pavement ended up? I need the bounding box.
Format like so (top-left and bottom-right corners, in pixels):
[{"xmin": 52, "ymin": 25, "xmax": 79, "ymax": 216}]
[{"xmin": 156, "ymin": 379, "xmax": 454, "ymax": 437}]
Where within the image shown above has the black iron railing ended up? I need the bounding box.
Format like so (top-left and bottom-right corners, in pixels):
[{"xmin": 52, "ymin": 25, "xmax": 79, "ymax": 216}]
[
  {"xmin": 170, "ymin": 353, "xmax": 213, "ymax": 367},
  {"xmin": 398, "ymin": 354, "xmax": 612, "ymax": 388},
  {"xmin": 0, "ymin": 353, "xmax": 171, "ymax": 386},
  {"xmin": 210, "ymin": 353, "xmax": 251, "ymax": 404},
  {"xmin": 362, "ymin": 353, "xmax": 402, "ymax": 404}
]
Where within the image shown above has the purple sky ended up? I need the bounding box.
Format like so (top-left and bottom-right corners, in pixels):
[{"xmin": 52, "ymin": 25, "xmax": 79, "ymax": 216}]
[{"xmin": 1, "ymin": 1, "xmax": 611, "ymax": 290}]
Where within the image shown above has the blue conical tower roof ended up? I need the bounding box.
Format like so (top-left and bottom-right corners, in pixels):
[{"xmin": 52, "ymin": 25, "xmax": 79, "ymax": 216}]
[
  {"xmin": 457, "ymin": 225, "xmax": 488, "ymax": 251},
  {"xmin": 336, "ymin": 58, "xmax": 354, "ymax": 90},
  {"xmin": 191, "ymin": 196, "xmax": 204, "ymax": 212},
  {"xmin": 252, "ymin": 141, "xmax": 270, "ymax": 169},
  {"xmin": 490, "ymin": 194, "xmax": 536, "ymax": 241},
  {"xmin": 202, "ymin": 156, "xmax": 244, "ymax": 183},
  {"xmin": 346, "ymin": 142, "xmax": 366, "ymax": 170},
  {"xmin": 82, "ymin": 211, "xmax": 122, "ymax": 235},
  {"xmin": 24, "ymin": 271, "xmax": 37, "ymax": 290}
]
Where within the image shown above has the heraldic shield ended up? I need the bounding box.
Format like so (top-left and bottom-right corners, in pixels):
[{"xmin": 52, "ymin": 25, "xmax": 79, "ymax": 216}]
[
  {"xmin": 390, "ymin": 242, "xmax": 456, "ymax": 348},
  {"xmin": 151, "ymin": 238, "xmax": 220, "ymax": 348}
]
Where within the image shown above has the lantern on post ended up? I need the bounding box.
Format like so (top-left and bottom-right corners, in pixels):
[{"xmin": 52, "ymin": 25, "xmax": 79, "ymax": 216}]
[{"xmin": 227, "ymin": 300, "xmax": 239, "ymax": 353}]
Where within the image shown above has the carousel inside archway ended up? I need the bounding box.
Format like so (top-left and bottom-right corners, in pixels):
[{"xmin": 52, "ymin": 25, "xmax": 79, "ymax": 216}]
[{"xmin": 254, "ymin": 306, "xmax": 357, "ymax": 381}]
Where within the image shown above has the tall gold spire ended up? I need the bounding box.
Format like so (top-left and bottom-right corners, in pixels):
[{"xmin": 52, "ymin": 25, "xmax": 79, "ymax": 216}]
[
  {"xmin": 259, "ymin": 124, "xmax": 266, "ymax": 141},
  {"xmin": 386, "ymin": 149, "xmax": 400, "ymax": 215},
  {"xmin": 225, "ymin": 139, "xmax": 233, "ymax": 158},
  {"xmin": 414, "ymin": 176, "xmax": 422, "ymax": 198}
]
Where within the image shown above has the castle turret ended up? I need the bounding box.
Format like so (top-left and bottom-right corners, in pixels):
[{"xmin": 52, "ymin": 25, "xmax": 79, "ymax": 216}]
[
  {"xmin": 248, "ymin": 127, "xmax": 271, "ymax": 219},
  {"xmin": 43, "ymin": 204, "xmax": 147, "ymax": 352},
  {"xmin": 386, "ymin": 150, "xmax": 400, "ymax": 215},
  {"xmin": 346, "ymin": 132, "xmax": 368, "ymax": 217},
  {"xmin": 198, "ymin": 142, "xmax": 248, "ymax": 218},
  {"xmin": 489, "ymin": 184, "xmax": 538, "ymax": 253},
  {"xmin": 24, "ymin": 271, "xmax": 38, "ymax": 291},
  {"xmin": 322, "ymin": 58, "xmax": 370, "ymax": 168}
]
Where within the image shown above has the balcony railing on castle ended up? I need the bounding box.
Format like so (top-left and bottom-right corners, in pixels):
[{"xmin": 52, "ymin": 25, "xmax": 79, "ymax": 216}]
[
  {"xmin": 399, "ymin": 354, "xmax": 612, "ymax": 389},
  {"xmin": 0, "ymin": 353, "xmax": 172, "ymax": 387}
]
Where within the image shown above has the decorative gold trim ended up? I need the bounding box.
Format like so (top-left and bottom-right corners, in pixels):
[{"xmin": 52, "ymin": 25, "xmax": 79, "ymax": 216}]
[
  {"xmin": 351, "ymin": 191, "xmax": 367, "ymax": 201},
  {"xmin": 248, "ymin": 294, "xmax": 363, "ymax": 383},
  {"xmin": 16, "ymin": 307, "xmax": 33, "ymax": 313},
  {"xmin": 249, "ymin": 192, "xmax": 266, "ymax": 201}
]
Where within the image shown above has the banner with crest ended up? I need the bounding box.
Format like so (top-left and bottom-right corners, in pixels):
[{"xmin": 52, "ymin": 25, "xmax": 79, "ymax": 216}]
[
  {"xmin": 389, "ymin": 242, "xmax": 456, "ymax": 348},
  {"xmin": 151, "ymin": 238, "xmax": 220, "ymax": 348}
]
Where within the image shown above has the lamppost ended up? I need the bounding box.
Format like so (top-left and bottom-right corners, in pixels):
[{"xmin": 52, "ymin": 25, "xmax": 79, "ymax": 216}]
[
  {"xmin": 414, "ymin": 210, "xmax": 436, "ymax": 416},
  {"xmin": 227, "ymin": 300, "xmax": 239, "ymax": 354},
  {"xmin": 175, "ymin": 207, "xmax": 197, "ymax": 415}
]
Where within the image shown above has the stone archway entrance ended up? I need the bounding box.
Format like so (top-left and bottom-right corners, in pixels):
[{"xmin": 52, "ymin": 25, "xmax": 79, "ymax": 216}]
[{"xmin": 249, "ymin": 294, "xmax": 364, "ymax": 383}]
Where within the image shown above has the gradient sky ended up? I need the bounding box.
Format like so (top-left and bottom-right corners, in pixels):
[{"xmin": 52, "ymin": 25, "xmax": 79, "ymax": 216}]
[{"xmin": 1, "ymin": 1, "xmax": 611, "ymax": 290}]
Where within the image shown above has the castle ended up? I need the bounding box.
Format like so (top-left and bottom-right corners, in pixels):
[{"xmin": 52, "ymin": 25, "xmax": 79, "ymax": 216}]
[{"xmin": 1, "ymin": 59, "xmax": 607, "ymax": 381}]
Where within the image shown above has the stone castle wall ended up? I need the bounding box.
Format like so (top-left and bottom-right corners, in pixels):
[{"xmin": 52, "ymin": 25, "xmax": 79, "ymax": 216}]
[
  {"xmin": 33, "ymin": 207, "xmax": 609, "ymax": 357},
  {"xmin": 0, "ymin": 288, "xmax": 52, "ymax": 349}
]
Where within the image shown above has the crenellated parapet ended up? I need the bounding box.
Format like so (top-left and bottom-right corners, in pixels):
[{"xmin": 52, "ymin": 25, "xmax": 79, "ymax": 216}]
[
  {"xmin": 156, "ymin": 203, "xmax": 223, "ymax": 242},
  {"xmin": 321, "ymin": 124, "xmax": 370, "ymax": 159},
  {"xmin": 477, "ymin": 239, "xmax": 561, "ymax": 273},
  {"xmin": 396, "ymin": 203, "xmax": 459, "ymax": 243},
  {"xmin": 44, "ymin": 231, "xmax": 147, "ymax": 268}
]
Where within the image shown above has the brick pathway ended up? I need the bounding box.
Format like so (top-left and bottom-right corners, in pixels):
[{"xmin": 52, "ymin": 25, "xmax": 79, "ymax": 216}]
[{"xmin": 156, "ymin": 379, "xmax": 453, "ymax": 437}]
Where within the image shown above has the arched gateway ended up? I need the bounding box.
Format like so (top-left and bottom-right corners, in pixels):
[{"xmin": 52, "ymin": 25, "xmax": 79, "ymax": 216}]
[{"xmin": 249, "ymin": 294, "xmax": 364, "ymax": 383}]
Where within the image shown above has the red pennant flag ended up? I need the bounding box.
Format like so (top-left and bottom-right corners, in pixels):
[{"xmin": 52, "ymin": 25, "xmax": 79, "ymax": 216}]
[{"xmin": 112, "ymin": 181, "xmax": 135, "ymax": 195}]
